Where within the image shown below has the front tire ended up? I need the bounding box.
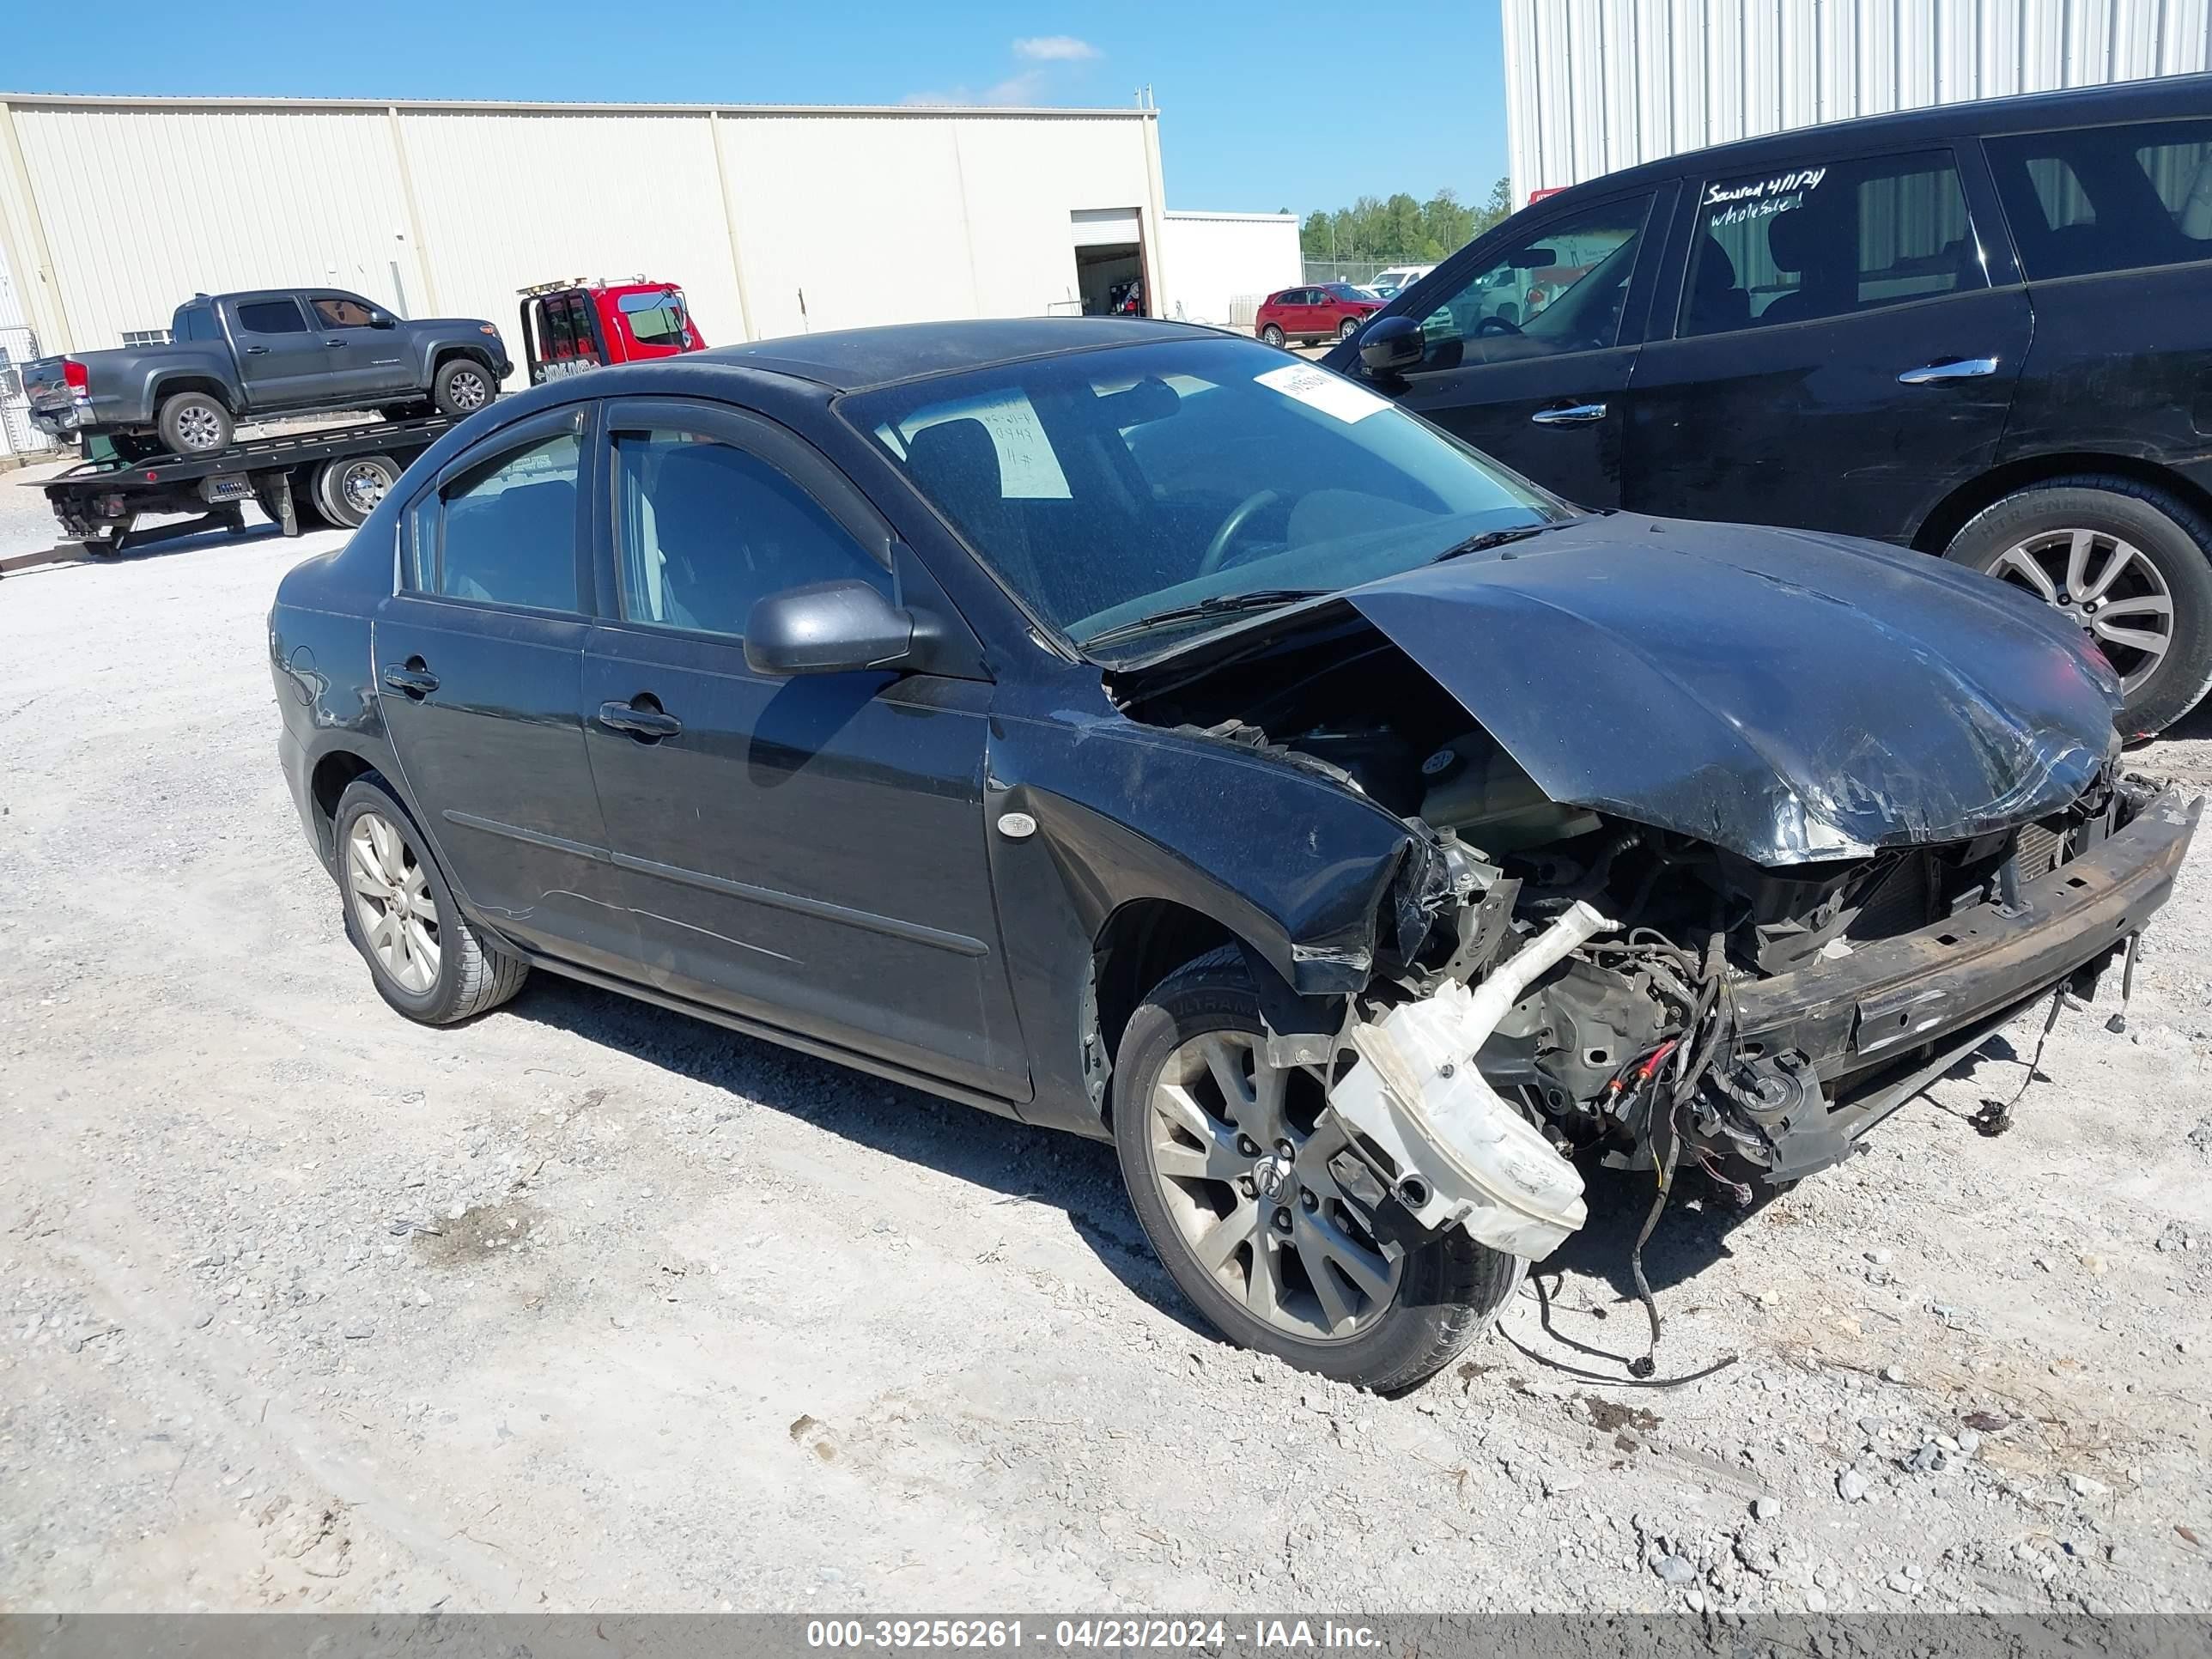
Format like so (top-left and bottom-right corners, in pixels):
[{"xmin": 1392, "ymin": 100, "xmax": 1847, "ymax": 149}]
[
  {"xmin": 431, "ymin": 357, "xmax": 497, "ymax": 418},
  {"xmin": 332, "ymin": 775, "xmax": 528, "ymax": 1025},
  {"xmin": 1260, "ymin": 324, "xmax": 1286, "ymax": 348},
  {"xmin": 1338, "ymin": 317, "xmax": 1362, "ymax": 343},
  {"xmin": 157, "ymin": 392, "xmax": 233, "ymax": 455},
  {"xmin": 1943, "ymin": 478, "xmax": 2212, "ymax": 738},
  {"xmin": 1112, "ymin": 949, "xmax": 1522, "ymax": 1390}
]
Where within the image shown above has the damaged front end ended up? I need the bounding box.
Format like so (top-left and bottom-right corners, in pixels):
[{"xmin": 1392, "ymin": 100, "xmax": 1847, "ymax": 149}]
[{"xmin": 1108, "ymin": 556, "xmax": 2201, "ymax": 1352}]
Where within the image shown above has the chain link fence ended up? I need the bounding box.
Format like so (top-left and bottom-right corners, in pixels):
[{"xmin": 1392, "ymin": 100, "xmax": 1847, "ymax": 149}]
[{"xmin": 1301, "ymin": 258, "xmax": 1401, "ymax": 289}]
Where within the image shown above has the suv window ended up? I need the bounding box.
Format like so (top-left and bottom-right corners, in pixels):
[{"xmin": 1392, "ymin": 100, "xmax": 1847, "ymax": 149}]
[
  {"xmin": 422, "ymin": 431, "xmax": 582, "ymax": 611},
  {"xmin": 1987, "ymin": 118, "xmax": 2212, "ymax": 279},
  {"xmin": 1411, "ymin": 193, "xmax": 1652, "ymax": 368},
  {"xmin": 1683, "ymin": 150, "xmax": 1979, "ymax": 337},
  {"xmin": 235, "ymin": 298, "xmax": 309, "ymax": 335},
  {"xmin": 611, "ymin": 428, "xmax": 888, "ymax": 639},
  {"xmin": 312, "ymin": 295, "xmax": 377, "ymax": 328}
]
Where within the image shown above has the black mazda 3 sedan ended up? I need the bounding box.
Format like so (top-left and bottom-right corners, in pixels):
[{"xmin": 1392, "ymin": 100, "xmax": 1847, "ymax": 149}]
[{"xmin": 271, "ymin": 319, "xmax": 2197, "ymax": 1389}]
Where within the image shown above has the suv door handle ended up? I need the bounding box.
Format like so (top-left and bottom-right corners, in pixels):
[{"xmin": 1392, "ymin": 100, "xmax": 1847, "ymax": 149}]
[
  {"xmin": 1530, "ymin": 401, "xmax": 1607, "ymax": 426},
  {"xmin": 1898, "ymin": 356, "xmax": 1999, "ymax": 384},
  {"xmin": 597, "ymin": 698, "xmax": 683, "ymax": 740},
  {"xmin": 381, "ymin": 661, "xmax": 439, "ymax": 698}
]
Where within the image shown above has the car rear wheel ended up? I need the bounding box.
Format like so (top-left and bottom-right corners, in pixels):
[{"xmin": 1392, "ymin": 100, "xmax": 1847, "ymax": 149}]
[
  {"xmin": 432, "ymin": 358, "xmax": 496, "ymax": 417},
  {"xmin": 1338, "ymin": 317, "xmax": 1362, "ymax": 343},
  {"xmin": 1943, "ymin": 479, "xmax": 2212, "ymax": 738},
  {"xmin": 332, "ymin": 775, "xmax": 528, "ymax": 1025},
  {"xmin": 1112, "ymin": 948, "xmax": 1522, "ymax": 1390},
  {"xmin": 315, "ymin": 453, "xmax": 400, "ymax": 530},
  {"xmin": 1260, "ymin": 324, "xmax": 1285, "ymax": 348},
  {"xmin": 157, "ymin": 392, "xmax": 233, "ymax": 456}
]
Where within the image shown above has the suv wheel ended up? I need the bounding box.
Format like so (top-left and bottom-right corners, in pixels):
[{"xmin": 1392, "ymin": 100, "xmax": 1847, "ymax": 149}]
[
  {"xmin": 157, "ymin": 392, "xmax": 233, "ymax": 455},
  {"xmin": 1944, "ymin": 478, "xmax": 2212, "ymax": 738},
  {"xmin": 332, "ymin": 775, "xmax": 528, "ymax": 1024},
  {"xmin": 1112, "ymin": 948, "xmax": 1522, "ymax": 1389},
  {"xmin": 1260, "ymin": 324, "xmax": 1285, "ymax": 348},
  {"xmin": 432, "ymin": 358, "xmax": 496, "ymax": 417},
  {"xmin": 1338, "ymin": 317, "xmax": 1362, "ymax": 343}
]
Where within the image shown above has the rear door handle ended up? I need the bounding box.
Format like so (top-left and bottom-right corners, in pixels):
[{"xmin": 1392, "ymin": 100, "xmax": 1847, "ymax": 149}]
[
  {"xmin": 325, "ymin": 338, "xmax": 348, "ymax": 349},
  {"xmin": 244, "ymin": 344, "xmax": 270, "ymax": 356},
  {"xmin": 1530, "ymin": 401, "xmax": 1607, "ymax": 426},
  {"xmin": 1898, "ymin": 356, "xmax": 1999, "ymax": 384},
  {"xmin": 597, "ymin": 699, "xmax": 683, "ymax": 740},
  {"xmin": 381, "ymin": 662, "xmax": 439, "ymax": 698}
]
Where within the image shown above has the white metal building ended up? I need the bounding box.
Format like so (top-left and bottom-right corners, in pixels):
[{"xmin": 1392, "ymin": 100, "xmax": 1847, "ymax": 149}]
[
  {"xmin": 1502, "ymin": 0, "xmax": 2212, "ymax": 203},
  {"xmin": 1158, "ymin": 210, "xmax": 1304, "ymax": 329},
  {"xmin": 0, "ymin": 94, "xmax": 1182, "ymax": 368}
]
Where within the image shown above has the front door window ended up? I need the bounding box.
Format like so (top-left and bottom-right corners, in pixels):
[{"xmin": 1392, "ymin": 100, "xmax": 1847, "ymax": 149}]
[{"xmin": 1411, "ymin": 195, "xmax": 1654, "ymax": 370}]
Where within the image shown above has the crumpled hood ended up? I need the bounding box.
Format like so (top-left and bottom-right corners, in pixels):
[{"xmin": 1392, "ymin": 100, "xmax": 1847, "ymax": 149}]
[{"xmin": 1345, "ymin": 514, "xmax": 2121, "ymax": 865}]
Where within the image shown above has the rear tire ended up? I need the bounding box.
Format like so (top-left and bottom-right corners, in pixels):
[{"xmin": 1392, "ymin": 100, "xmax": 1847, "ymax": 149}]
[
  {"xmin": 1112, "ymin": 948, "xmax": 1522, "ymax": 1391},
  {"xmin": 156, "ymin": 392, "xmax": 232, "ymax": 455},
  {"xmin": 332, "ymin": 775, "xmax": 529, "ymax": 1025},
  {"xmin": 431, "ymin": 357, "xmax": 497, "ymax": 418},
  {"xmin": 314, "ymin": 453, "xmax": 400, "ymax": 529},
  {"xmin": 1260, "ymin": 324, "xmax": 1286, "ymax": 348},
  {"xmin": 1943, "ymin": 478, "xmax": 2212, "ymax": 738}
]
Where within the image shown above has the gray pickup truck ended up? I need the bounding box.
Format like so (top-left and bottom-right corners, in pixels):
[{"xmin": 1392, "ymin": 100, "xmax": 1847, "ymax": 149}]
[{"xmin": 25, "ymin": 289, "xmax": 512, "ymax": 457}]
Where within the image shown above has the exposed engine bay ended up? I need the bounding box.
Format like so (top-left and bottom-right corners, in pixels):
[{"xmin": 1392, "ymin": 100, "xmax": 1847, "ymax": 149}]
[{"xmin": 1118, "ymin": 618, "xmax": 2199, "ymax": 1365}]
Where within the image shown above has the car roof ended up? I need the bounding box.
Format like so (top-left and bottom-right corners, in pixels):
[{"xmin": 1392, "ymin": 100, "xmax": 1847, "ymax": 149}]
[
  {"xmin": 694, "ymin": 316, "xmax": 1204, "ymax": 392},
  {"xmin": 1530, "ymin": 70, "xmax": 2212, "ymax": 205}
]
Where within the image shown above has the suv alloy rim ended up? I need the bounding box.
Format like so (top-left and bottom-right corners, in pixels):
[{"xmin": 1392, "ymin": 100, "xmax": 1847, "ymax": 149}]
[
  {"xmin": 1145, "ymin": 1031, "xmax": 1402, "ymax": 1341},
  {"xmin": 1988, "ymin": 528, "xmax": 2173, "ymax": 694},
  {"xmin": 447, "ymin": 368, "xmax": 489, "ymax": 410},
  {"xmin": 347, "ymin": 811, "xmax": 441, "ymax": 993},
  {"xmin": 178, "ymin": 405, "xmax": 222, "ymax": 449}
]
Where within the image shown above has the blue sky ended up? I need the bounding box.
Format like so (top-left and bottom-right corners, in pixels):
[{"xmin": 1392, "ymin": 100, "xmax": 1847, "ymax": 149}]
[{"xmin": 3, "ymin": 2, "xmax": 1512, "ymax": 217}]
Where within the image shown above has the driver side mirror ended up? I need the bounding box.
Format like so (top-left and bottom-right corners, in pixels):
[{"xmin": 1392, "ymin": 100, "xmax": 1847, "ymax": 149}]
[
  {"xmin": 368, "ymin": 307, "xmax": 398, "ymax": 329},
  {"xmin": 744, "ymin": 579, "xmax": 921, "ymax": 677},
  {"xmin": 1358, "ymin": 313, "xmax": 1425, "ymax": 375}
]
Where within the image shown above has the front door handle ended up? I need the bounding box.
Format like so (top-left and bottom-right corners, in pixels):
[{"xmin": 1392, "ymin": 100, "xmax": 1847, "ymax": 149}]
[
  {"xmin": 1898, "ymin": 356, "xmax": 1999, "ymax": 385},
  {"xmin": 325, "ymin": 338, "xmax": 348, "ymax": 349},
  {"xmin": 381, "ymin": 661, "xmax": 439, "ymax": 698},
  {"xmin": 597, "ymin": 698, "xmax": 683, "ymax": 740},
  {"xmin": 1530, "ymin": 401, "xmax": 1607, "ymax": 426},
  {"xmin": 244, "ymin": 344, "xmax": 270, "ymax": 356}
]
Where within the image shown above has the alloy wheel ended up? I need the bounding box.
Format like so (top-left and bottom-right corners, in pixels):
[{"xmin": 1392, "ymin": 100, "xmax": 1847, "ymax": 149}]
[
  {"xmin": 177, "ymin": 405, "xmax": 223, "ymax": 450},
  {"xmin": 1988, "ymin": 527, "xmax": 2174, "ymax": 693},
  {"xmin": 447, "ymin": 368, "xmax": 489, "ymax": 411},
  {"xmin": 1144, "ymin": 1031, "xmax": 1401, "ymax": 1341},
  {"xmin": 346, "ymin": 811, "xmax": 441, "ymax": 994}
]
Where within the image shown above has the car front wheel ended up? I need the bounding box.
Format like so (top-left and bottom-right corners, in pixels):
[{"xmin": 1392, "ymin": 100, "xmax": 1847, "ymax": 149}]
[
  {"xmin": 1113, "ymin": 948, "xmax": 1522, "ymax": 1390},
  {"xmin": 332, "ymin": 775, "xmax": 528, "ymax": 1024},
  {"xmin": 1944, "ymin": 478, "xmax": 2212, "ymax": 738},
  {"xmin": 1339, "ymin": 317, "xmax": 1362, "ymax": 342}
]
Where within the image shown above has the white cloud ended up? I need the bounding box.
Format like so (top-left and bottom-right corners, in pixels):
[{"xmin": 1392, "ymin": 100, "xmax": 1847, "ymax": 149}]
[
  {"xmin": 1012, "ymin": 35, "xmax": 1100, "ymax": 61},
  {"xmin": 901, "ymin": 70, "xmax": 1047, "ymax": 107}
]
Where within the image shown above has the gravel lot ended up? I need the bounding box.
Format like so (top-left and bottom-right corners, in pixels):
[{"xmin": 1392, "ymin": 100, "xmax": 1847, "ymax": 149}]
[{"xmin": 3, "ymin": 491, "xmax": 2209, "ymax": 1615}]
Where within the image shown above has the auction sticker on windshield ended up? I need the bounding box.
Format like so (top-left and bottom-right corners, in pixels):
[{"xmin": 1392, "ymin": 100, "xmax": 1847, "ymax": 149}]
[{"xmin": 1255, "ymin": 362, "xmax": 1392, "ymax": 424}]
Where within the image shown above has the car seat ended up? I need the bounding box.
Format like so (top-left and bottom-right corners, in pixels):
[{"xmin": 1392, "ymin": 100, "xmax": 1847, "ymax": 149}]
[
  {"xmin": 441, "ymin": 478, "xmax": 576, "ymax": 611},
  {"xmin": 903, "ymin": 418, "xmax": 1044, "ymax": 602},
  {"xmin": 1683, "ymin": 235, "xmax": 1751, "ymax": 334},
  {"xmin": 1759, "ymin": 203, "xmax": 1854, "ymax": 325}
]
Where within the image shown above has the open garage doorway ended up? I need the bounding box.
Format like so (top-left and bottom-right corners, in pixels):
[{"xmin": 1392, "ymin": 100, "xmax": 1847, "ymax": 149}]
[{"xmin": 1072, "ymin": 209, "xmax": 1148, "ymax": 316}]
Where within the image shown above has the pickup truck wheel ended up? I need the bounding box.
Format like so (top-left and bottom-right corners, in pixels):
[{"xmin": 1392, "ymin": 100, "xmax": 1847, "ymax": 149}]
[
  {"xmin": 432, "ymin": 359, "xmax": 495, "ymax": 417},
  {"xmin": 1943, "ymin": 478, "xmax": 2212, "ymax": 738},
  {"xmin": 1112, "ymin": 948, "xmax": 1522, "ymax": 1391},
  {"xmin": 157, "ymin": 392, "xmax": 233, "ymax": 455},
  {"xmin": 333, "ymin": 775, "xmax": 528, "ymax": 1025},
  {"xmin": 315, "ymin": 454, "xmax": 400, "ymax": 529}
]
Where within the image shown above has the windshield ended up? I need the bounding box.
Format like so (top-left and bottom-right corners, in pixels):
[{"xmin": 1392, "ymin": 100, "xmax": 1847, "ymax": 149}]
[
  {"xmin": 842, "ymin": 337, "xmax": 1565, "ymax": 654},
  {"xmin": 1324, "ymin": 283, "xmax": 1380, "ymax": 301}
]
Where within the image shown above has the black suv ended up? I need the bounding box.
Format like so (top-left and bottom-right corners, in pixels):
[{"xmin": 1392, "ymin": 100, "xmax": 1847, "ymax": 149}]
[{"xmin": 1326, "ymin": 73, "xmax": 2212, "ymax": 736}]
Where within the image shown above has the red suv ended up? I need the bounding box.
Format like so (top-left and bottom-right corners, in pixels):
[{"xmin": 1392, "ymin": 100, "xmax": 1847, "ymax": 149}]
[{"xmin": 1255, "ymin": 283, "xmax": 1382, "ymax": 347}]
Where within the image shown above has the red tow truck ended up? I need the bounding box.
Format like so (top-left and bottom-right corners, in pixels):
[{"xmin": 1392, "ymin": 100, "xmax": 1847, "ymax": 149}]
[{"xmin": 518, "ymin": 277, "xmax": 705, "ymax": 383}]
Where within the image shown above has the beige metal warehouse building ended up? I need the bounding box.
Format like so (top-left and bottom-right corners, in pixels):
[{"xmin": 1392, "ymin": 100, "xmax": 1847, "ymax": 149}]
[{"xmin": 0, "ymin": 92, "xmax": 1184, "ymax": 378}]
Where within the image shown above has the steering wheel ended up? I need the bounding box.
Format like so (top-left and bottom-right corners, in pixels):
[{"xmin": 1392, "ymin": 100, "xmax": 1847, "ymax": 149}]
[
  {"xmin": 1197, "ymin": 489, "xmax": 1281, "ymax": 575},
  {"xmin": 1474, "ymin": 314, "xmax": 1523, "ymax": 337}
]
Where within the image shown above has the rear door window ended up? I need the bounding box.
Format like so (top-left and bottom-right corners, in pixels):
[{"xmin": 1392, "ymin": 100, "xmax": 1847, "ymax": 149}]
[
  {"xmin": 235, "ymin": 298, "xmax": 310, "ymax": 335},
  {"xmin": 1680, "ymin": 149, "xmax": 1981, "ymax": 336},
  {"xmin": 1987, "ymin": 118, "xmax": 2212, "ymax": 278},
  {"xmin": 416, "ymin": 430, "xmax": 584, "ymax": 612}
]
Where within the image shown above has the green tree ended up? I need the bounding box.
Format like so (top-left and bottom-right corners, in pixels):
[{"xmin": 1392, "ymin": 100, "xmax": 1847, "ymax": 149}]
[{"xmin": 1299, "ymin": 177, "xmax": 1516, "ymax": 264}]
